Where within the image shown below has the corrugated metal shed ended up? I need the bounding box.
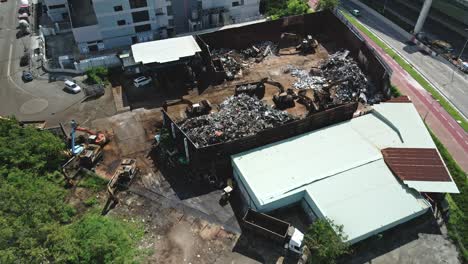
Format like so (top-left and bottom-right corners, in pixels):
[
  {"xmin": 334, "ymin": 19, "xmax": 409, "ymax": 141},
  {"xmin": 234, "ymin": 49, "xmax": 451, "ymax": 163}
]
[
  {"xmin": 131, "ymin": 36, "xmax": 201, "ymax": 65},
  {"xmin": 232, "ymin": 102, "xmax": 458, "ymax": 245}
]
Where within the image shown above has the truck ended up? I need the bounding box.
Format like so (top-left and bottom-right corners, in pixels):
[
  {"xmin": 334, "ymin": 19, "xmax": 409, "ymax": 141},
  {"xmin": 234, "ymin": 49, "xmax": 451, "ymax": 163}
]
[{"xmin": 242, "ymin": 209, "xmax": 305, "ymax": 255}]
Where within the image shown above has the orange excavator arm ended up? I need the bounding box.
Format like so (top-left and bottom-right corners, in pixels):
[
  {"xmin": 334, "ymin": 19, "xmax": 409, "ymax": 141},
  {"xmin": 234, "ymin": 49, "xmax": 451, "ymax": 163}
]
[{"xmin": 76, "ymin": 127, "xmax": 96, "ymax": 135}]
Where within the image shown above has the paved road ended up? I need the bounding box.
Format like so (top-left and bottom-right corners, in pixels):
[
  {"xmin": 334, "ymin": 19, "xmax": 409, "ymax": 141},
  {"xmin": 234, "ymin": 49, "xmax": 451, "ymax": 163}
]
[
  {"xmin": 342, "ymin": 0, "xmax": 468, "ymax": 120},
  {"xmin": 0, "ymin": 0, "xmax": 84, "ymax": 121},
  {"xmin": 339, "ymin": 1, "xmax": 468, "ymax": 171}
]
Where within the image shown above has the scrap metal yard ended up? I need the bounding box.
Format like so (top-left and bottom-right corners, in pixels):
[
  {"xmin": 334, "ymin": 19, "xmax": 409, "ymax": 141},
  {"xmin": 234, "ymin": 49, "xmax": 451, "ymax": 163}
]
[{"xmin": 46, "ymin": 11, "xmax": 461, "ymax": 264}]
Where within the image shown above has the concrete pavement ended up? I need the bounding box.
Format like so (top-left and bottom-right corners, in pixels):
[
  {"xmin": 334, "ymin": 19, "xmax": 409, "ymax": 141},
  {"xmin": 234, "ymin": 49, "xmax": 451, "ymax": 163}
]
[
  {"xmin": 339, "ymin": 1, "xmax": 468, "ymax": 171},
  {"xmin": 0, "ymin": 0, "xmax": 84, "ymax": 121}
]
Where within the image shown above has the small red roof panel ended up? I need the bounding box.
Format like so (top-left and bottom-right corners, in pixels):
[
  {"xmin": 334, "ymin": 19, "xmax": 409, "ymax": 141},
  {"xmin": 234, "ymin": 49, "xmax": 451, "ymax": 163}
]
[{"xmin": 382, "ymin": 148, "xmax": 451, "ymax": 182}]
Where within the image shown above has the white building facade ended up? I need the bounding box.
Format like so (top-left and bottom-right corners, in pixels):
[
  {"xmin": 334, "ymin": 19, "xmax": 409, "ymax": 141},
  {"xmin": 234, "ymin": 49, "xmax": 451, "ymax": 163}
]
[{"xmin": 42, "ymin": 0, "xmax": 260, "ymax": 53}]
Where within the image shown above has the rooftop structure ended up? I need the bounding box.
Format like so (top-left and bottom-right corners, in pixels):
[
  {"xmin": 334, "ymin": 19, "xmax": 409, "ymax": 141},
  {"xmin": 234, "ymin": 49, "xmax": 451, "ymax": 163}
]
[
  {"xmin": 232, "ymin": 100, "xmax": 459, "ymax": 244},
  {"xmin": 131, "ymin": 36, "xmax": 201, "ymax": 65}
]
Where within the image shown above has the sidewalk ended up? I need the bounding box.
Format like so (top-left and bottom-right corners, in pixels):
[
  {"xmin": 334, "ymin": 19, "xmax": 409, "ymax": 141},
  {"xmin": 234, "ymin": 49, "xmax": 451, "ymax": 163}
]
[{"xmin": 340, "ymin": 11, "xmax": 468, "ymax": 172}]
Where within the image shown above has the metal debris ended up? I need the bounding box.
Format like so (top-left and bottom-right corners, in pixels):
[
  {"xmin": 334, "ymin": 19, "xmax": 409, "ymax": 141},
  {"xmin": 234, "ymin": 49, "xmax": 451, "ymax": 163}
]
[
  {"xmin": 211, "ymin": 41, "xmax": 278, "ymax": 79},
  {"xmin": 286, "ymin": 50, "xmax": 377, "ymax": 104},
  {"xmin": 180, "ymin": 94, "xmax": 295, "ymax": 147}
]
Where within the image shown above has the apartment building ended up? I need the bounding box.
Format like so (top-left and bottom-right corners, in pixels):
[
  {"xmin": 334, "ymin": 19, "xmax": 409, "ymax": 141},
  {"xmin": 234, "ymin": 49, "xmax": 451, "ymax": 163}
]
[
  {"xmin": 42, "ymin": 0, "xmax": 260, "ymax": 53},
  {"xmin": 172, "ymin": 0, "xmax": 261, "ymax": 33}
]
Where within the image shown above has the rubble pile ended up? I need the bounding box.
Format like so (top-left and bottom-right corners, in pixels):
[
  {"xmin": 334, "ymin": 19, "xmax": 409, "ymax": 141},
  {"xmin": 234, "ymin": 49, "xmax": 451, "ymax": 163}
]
[
  {"xmin": 284, "ymin": 65, "xmax": 326, "ymax": 90},
  {"xmin": 211, "ymin": 41, "xmax": 278, "ymax": 79},
  {"xmin": 319, "ymin": 50, "xmax": 371, "ymax": 102},
  {"xmin": 286, "ymin": 50, "xmax": 375, "ymax": 104},
  {"xmin": 180, "ymin": 94, "xmax": 295, "ymax": 147}
]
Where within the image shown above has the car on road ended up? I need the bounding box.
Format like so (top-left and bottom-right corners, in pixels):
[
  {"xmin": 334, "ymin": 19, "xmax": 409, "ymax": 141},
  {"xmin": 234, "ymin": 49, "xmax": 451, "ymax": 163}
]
[
  {"xmin": 64, "ymin": 80, "xmax": 82, "ymax": 93},
  {"xmin": 351, "ymin": 9, "xmax": 361, "ymax": 17},
  {"xmin": 460, "ymin": 61, "xmax": 468, "ymax": 73},
  {"xmin": 22, "ymin": 70, "xmax": 33, "ymax": 82},
  {"xmin": 133, "ymin": 76, "xmax": 152, "ymax": 88}
]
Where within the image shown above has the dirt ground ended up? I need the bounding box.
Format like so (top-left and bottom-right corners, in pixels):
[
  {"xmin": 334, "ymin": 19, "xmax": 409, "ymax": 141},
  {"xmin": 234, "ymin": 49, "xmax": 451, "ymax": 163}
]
[{"xmin": 124, "ymin": 44, "xmax": 332, "ymax": 122}]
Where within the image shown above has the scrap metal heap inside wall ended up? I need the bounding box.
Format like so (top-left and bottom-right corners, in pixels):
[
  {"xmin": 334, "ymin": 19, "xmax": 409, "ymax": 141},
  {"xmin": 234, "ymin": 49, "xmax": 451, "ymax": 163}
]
[{"xmin": 179, "ymin": 45, "xmax": 381, "ymax": 147}]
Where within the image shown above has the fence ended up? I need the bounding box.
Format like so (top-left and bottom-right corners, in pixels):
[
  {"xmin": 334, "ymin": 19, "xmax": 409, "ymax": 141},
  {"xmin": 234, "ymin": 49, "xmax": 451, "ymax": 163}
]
[
  {"xmin": 162, "ymin": 102, "xmax": 358, "ymax": 167},
  {"xmin": 74, "ymin": 55, "xmax": 122, "ymax": 72}
]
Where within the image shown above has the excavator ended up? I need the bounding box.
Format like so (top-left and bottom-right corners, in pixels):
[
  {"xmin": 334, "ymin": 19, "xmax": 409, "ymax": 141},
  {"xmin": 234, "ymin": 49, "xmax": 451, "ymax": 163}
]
[
  {"xmin": 69, "ymin": 120, "xmax": 107, "ymax": 169},
  {"xmin": 75, "ymin": 126, "xmax": 108, "ymax": 146},
  {"xmin": 102, "ymin": 159, "xmax": 138, "ymax": 214}
]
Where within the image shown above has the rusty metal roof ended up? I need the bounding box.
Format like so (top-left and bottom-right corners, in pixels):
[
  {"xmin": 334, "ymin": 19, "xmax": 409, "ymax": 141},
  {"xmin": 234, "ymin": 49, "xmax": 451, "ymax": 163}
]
[
  {"xmin": 382, "ymin": 148, "xmax": 451, "ymax": 182},
  {"xmin": 386, "ymin": 96, "xmax": 411, "ymax": 103}
]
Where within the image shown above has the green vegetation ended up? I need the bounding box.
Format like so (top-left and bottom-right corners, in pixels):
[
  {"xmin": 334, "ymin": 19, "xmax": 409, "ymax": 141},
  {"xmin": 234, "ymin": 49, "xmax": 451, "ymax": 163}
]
[
  {"xmin": 316, "ymin": 0, "xmax": 340, "ymax": 11},
  {"xmin": 261, "ymin": 0, "xmax": 310, "ymax": 20},
  {"xmin": 429, "ymin": 131, "xmax": 467, "ymax": 262},
  {"xmin": 47, "ymin": 213, "xmax": 143, "ymax": 264},
  {"xmin": 85, "ymin": 66, "xmax": 109, "ymax": 85},
  {"xmin": 390, "ymin": 84, "xmax": 402, "ymax": 97},
  {"xmin": 304, "ymin": 218, "xmax": 350, "ymax": 264},
  {"xmin": 341, "ymin": 11, "xmax": 467, "ymax": 132},
  {"xmin": 0, "ymin": 118, "xmax": 142, "ymax": 263},
  {"xmin": 77, "ymin": 170, "xmax": 109, "ymax": 191}
]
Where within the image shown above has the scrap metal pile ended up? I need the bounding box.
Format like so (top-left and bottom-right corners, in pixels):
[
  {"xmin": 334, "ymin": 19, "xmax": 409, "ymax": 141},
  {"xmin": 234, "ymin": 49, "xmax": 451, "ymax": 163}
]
[
  {"xmin": 180, "ymin": 94, "xmax": 295, "ymax": 147},
  {"xmin": 211, "ymin": 41, "xmax": 278, "ymax": 80},
  {"xmin": 286, "ymin": 50, "xmax": 376, "ymax": 104}
]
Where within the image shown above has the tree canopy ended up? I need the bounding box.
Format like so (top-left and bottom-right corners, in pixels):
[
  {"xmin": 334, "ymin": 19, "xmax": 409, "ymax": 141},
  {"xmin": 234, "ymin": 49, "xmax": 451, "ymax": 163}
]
[
  {"xmin": 304, "ymin": 218, "xmax": 350, "ymax": 264},
  {"xmin": 316, "ymin": 0, "xmax": 340, "ymax": 11},
  {"xmin": 261, "ymin": 0, "xmax": 310, "ymax": 20},
  {"xmin": 0, "ymin": 119, "xmax": 142, "ymax": 263}
]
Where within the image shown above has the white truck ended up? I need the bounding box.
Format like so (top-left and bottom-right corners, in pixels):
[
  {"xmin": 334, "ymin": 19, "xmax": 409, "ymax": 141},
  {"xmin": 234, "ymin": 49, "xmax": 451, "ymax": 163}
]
[{"xmin": 242, "ymin": 209, "xmax": 305, "ymax": 255}]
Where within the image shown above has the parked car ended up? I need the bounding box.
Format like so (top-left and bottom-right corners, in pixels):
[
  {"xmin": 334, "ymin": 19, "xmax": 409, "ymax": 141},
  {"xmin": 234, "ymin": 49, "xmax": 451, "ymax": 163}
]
[
  {"xmin": 64, "ymin": 80, "xmax": 82, "ymax": 93},
  {"xmin": 133, "ymin": 76, "xmax": 152, "ymax": 88},
  {"xmin": 20, "ymin": 53, "xmax": 29, "ymax": 66},
  {"xmin": 22, "ymin": 70, "xmax": 33, "ymax": 82}
]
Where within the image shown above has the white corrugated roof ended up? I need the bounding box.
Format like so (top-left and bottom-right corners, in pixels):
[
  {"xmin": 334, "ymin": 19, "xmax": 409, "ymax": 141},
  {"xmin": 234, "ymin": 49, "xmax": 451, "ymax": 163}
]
[
  {"xmin": 131, "ymin": 36, "xmax": 201, "ymax": 65},
  {"xmin": 232, "ymin": 102, "xmax": 457, "ymax": 244}
]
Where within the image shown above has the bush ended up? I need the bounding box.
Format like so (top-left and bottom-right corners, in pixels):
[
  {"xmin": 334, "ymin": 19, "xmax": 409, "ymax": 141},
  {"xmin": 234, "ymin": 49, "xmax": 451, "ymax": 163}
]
[
  {"xmin": 86, "ymin": 67, "xmax": 109, "ymax": 85},
  {"xmin": 304, "ymin": 218, "xmax": 350, "ymax": 264},
  {"xmin": 317, "ymin": 0, "xmax": 340, "ymax": 11},
  {"xmin": 0, "ymin": 119, "xmax": 143, "ymax": 263},
  {"xmin": 262, "ymin": 0, "xmax": 310, "ymax": 19},
  {"xmin": 77, "ymin": 171, "xmax": 109, "ymax": 191},
  {"xmin": 390, "ymin": 84, "xmax": 402, "ymax": 97},
  {"xmin": 47, "ymin": 213, "xmax": 143, "ymax": 264}
]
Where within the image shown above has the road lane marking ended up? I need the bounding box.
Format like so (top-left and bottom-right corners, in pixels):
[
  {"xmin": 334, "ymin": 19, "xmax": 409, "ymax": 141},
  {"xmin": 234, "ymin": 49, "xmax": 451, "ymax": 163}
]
[
  {"xmin": 7, "ymin": 44, "xmax": 12, "ymax": 76},
  {"xmin": 442, "ymin": 115, "xmax": 447, "ymax": 120},
  {"xmin": 7, "ymin": 44, "xmax": 37, "ymax": 97},
  {"xmin": 449, "ymin": 123, "xmax": 455, "ymax": 128},
  {"xmin": 457, "ymin": 131, "xmax": 464, "ymax": 138}
]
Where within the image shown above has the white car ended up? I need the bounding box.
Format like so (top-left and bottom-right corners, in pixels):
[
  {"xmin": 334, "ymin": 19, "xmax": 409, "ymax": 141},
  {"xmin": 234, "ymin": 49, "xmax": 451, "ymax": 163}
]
[
  {"xmin": 64, "ymin": 80, "xmax": 82, "ymax": 93},
  {"xmin": 133, "ymin": 76, "xmax": 152, "ymax": 88}
]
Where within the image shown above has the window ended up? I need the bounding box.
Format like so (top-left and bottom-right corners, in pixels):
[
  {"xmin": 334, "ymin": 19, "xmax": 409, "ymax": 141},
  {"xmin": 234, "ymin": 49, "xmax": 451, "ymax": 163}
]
[
  {"xmin": 232, "ymin": 1, "xmax": 239, "ymax": 7},
  {"xmin": 114, "ymin": 5, "xmax": 123, "ymax": 11},
  {"xmin": 135, "ymin": 24, "xmax": 151, "ymax": 32},
  {"xmin": 117, "ymin": 19, "xmax": 126, "ymax": 26},
  {"xmin": 132, "ymin": 10, "xmax": 149, "ymax": 23},
  {"xmin": 155, "ymin": 7, "xmax": 164, "ymax": 15},
  {"xmin": 129, "ymin": 0, "xmax": 147, "ymax": 9},
  {"xmin": 62, "ymin": 12, "xmax": 69, "ymax": 20},
  {"xmin": 49, "ymin": 4, "xmax": 66, "ymax": 9},
  {"xmin": 168, "ymin": 18, "xmax": 174, "ymax": 27},
  {"xmin": 166, "ymin": 5, "xmax": 173, "ymax": 16}
]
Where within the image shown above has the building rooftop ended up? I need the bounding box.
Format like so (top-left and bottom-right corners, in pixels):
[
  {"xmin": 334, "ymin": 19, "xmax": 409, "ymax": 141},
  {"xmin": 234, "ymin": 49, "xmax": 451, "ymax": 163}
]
[
  {"xmin": 232, "ymin": 101, "xmax": 459, "ymax": 244},
  {"xmin": 131, "ymin": 36, "xmax": 202, "ymax": 65}
]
